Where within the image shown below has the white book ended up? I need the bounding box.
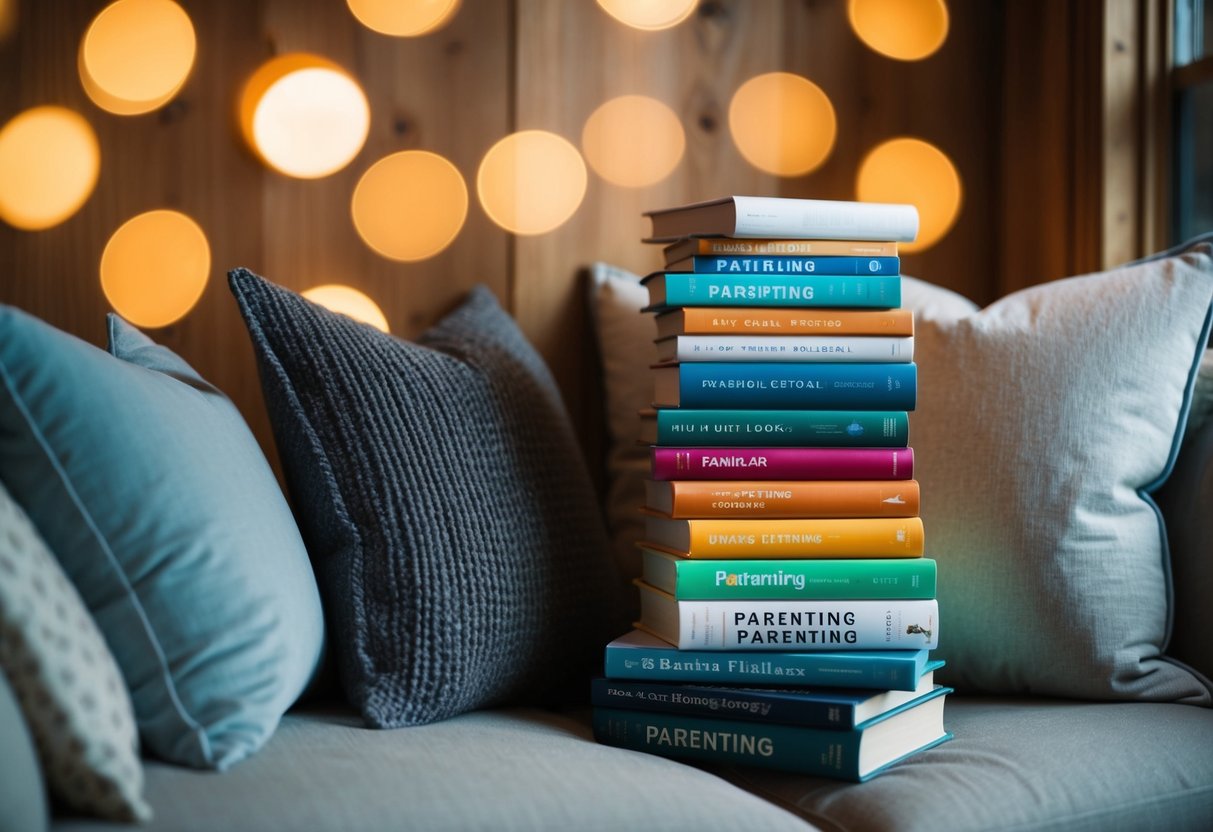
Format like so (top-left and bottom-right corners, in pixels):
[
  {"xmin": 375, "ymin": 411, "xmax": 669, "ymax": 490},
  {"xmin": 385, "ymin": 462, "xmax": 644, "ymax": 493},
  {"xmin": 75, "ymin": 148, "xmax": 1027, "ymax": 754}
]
[
  {"xmin": 644, "ymin": 196, "xmax": 920, "ymax": 242},
  {"xmin": 655, "ymin": 335, "xmax": 914, "ymax": 363}
]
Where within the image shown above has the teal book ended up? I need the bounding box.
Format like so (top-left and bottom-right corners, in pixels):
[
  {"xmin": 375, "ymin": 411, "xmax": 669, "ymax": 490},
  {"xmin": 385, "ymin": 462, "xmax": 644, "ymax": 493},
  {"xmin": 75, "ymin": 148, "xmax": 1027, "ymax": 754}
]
[
  {"xmin": 603, "ymin": 630, "xmax": 932, "ymax": 690},
  {"xmin": 639, "ymin": 408, "xmax": 909, "ymax": 448},
  {"xmin": 668, "ymin": 255, "xmax": 900, "ymax": 275},
  {"xmin": 652, "ymin": 362, "xmax": 916, "ymax": 410},
  {"xmin": 641, "ymin": 272, "xmax": 901, "ymax": 310},
  {"xmin": 592, "ymin": 686, "xmax": 952, "ymax": 781},
  {"xmin": 641, "ymin": 548, "xmax": 937, "ymax": 601}
]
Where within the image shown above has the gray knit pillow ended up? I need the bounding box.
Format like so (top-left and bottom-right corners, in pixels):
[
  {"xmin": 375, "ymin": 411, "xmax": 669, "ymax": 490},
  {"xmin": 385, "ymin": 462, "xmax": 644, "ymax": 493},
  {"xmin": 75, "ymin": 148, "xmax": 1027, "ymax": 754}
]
[{"xmin": 228, "ymin": 269, "xmax": 626, "ymax": 728}]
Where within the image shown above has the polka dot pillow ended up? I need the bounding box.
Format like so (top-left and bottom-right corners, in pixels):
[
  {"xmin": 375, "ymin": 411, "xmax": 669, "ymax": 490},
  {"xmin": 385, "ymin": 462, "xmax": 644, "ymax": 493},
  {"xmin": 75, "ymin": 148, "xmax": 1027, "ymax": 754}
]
[{"xmin": 0, "ymin": 482, "xmax": 151, "ymax": 822}]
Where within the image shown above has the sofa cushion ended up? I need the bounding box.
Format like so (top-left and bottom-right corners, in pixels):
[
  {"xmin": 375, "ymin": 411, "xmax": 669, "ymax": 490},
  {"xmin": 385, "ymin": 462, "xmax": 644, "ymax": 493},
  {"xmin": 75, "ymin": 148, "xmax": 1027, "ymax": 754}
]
[
  {"xmin": 228, "ymin": 270, "xmax": 628, "ymax": 729},
  {"xmin": 0, "ymin": 665, "xmax": 48, "ymax": 832},
  {"xmin": 725, "ymin": 697, "xmax": 1213, "ymax": 832},
  {"xmin": 0, "ymin": 482, "xmax": 148, "ymax": 821},
  {"xmin": 0, "ymin": 306, "xmax": 326, "ymax": 770}
]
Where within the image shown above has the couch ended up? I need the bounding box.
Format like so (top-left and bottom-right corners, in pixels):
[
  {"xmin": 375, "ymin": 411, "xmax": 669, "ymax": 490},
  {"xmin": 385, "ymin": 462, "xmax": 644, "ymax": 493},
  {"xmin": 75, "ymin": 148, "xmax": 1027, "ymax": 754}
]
[{"xmin": 3, "ymin": 246, "xmax": 1213, "ymax": 832}]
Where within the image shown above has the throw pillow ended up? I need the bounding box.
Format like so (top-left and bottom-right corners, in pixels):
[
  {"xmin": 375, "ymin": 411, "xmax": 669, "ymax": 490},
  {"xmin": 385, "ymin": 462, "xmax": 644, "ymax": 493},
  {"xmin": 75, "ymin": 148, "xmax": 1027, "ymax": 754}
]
[
  {"xmin": 228, "ymin": 268, "xmax": 627, "ymax": 728},
  {"xmin": 0, "ymin": 306, "xmax": 326, "ymax": 770},
  {"xmin": 0, "ymin": 482, "xmax": 150, "ymax": 821}
]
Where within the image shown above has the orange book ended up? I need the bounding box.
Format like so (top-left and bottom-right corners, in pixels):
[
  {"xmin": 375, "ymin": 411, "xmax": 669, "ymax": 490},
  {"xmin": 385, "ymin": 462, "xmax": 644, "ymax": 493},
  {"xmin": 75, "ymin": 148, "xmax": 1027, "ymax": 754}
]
[
  {"xmin": 662, "ymin": 237, "xmax": 898, "ymax": 263},
  {"xmin": 653, "ymin": 307, "xmax": 914, "ymax": 339},
  {"xmin": 644, "ymin": 479, "xmax": 920, "ymax": 519},
  {"xmin": 640, "ymin": 515, "xmax": 925, "ymax": 559}
]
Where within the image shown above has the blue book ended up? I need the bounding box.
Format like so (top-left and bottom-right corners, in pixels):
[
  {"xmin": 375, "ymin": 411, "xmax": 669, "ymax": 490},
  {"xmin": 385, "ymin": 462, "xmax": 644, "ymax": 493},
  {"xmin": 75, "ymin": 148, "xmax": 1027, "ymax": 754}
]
[
  {"xmin": 669, "ymin": 255, "xmax": 900, "ymax": 275},
  {"xmin": 590, "ymin": 670, "xmax": 945, "ymax": 730},
  {"xmin": 653, "ymin": 362, "xmax": 917, "ymax": 410},
  {"xmin": 603, "ymin": 630, "xmax": 932, "ymax": 691},
  {"xmin": 641, "ymin": 272, "xmax": 901, "ymax": 310},
  {"xmin": 592, "ymin": 686, "xmax": 952, "ymax": 781}
]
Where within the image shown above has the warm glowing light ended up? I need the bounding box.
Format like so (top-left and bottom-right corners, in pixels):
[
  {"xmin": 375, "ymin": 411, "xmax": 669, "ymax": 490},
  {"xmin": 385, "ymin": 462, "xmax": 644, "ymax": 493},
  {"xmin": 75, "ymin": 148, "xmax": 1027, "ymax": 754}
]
[
  {"xmin": 581, "ymin": 95, "xmax": 685, "ymax": 188},
  {"xmin": 79, "ymin": 0, "xmax": 196, "ymax": 115},
  {"xmin": 0, "ymin": 0, "xmax": 18, "ymax": 42},
  {"xmin": 728, "ymin": 72, "xmax": 836, "ymax": 177},
  {"xmin": 848, "ymin": 0, "xmax": 949, "ymax": 61},
  {"xmin": 596, "ymin": 0, "xmax": 698, "ymax": 30},
  {"xmin": 351, "ymin": 151, "xmax": 468, "ymax": 261},
  {"xmin": 0, "ymin": 106, "xmax": 100, "ymax": 231},
  {"xmin": 346, "ymin": 0, "xmax": 461, "ymax": 36},
  {"xmin": 477, "ymin": 130, "xmax": 587, "ymax": 235},
  {"xmin": 100, "ymin": 210, "xmax": 211, "ymax": 328},
  {"xmin": 856, "ymin": 137, "xmax": 961, "ymax": 252},
  {"xmin": 240, "ymin": 54, "xmax": 370, "ymax": 179},
  {"xmin": 303, "ymin": 285, "xmax": 390, "ymax": 332}
]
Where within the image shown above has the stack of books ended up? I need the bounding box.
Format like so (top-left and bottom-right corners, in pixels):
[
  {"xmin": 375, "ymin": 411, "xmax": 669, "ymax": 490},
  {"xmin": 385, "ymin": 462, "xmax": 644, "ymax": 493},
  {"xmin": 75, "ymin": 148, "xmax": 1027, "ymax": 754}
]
[{"xmin": 592, "ymin": 196, "xmax": 952, "ymax": 782}]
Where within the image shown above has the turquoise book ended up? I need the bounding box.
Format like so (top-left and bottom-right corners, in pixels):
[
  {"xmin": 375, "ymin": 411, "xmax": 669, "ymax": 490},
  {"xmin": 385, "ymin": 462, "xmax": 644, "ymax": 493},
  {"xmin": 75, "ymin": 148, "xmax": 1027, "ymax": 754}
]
[
  {"xmin": 603, "ymin": 630, "xmax": 932, "ymax": 691},
  {"xmin": 667, "ymin": 255, "xmax": 900, "ymax": 275},
  {"xmin": 639, "ymin": 408, "xmax": 909, "ymax": 448},
  {"xmin": 642, "ymin": 272, "xmax": 901, "ymax": 310},
  {"xmin": 592, "ymin": 685, "xmax": 952, "ymax": 781},
  {"xmin": 652, "ymin": 362, "xmax": 916, "ymax": 410}
]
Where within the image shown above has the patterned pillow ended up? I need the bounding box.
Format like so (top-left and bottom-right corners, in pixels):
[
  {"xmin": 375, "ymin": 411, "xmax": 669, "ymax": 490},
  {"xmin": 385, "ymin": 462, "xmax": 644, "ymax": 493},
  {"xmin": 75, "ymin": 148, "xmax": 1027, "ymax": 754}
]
[
  {"xmin": 0, "ymin": 482, "xmax": 150, "ymax": 822},
  {"xmin": 228, "ymin": 269, "xmax": 628, "ymax": 728}
]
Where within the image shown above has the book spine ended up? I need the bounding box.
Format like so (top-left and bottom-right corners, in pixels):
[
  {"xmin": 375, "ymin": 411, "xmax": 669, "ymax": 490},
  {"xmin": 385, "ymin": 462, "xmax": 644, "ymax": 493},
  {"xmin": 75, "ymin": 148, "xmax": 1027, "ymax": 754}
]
[
  {"xmin": 684, "ymin": 255, "xmax": 899, "ymax": 275},
  {"xmin": 602, "ymin": 645, "xmax": 925, "ymax": 690},
  {"xmin": 731, "ymin": 196, "xmax": 919, "ymax": 242},
  {"xmin": 592, "ymin": 708, "xmax": 865, "ymax": 780},
  {"xmin": 646, "ymin": 517, "xmax": 925, "ymax": 558},
  {"xmin": 665, "ymin": 362, "xmax": 916, "ymax": 410},
  {"xmin": 662, "ymin": 307, "xmax": 914, "ymax": 336},
  {"xmin": 682, "ymin": 239, "xmax": 898, "ymax": 257},
  {"xmin": 661, "ymin": 557, "xmax": 937, "ymax": 600},
  {"xmin": 590, "ymin": 678, "xmax": 856, "ymax": 728},
  {"xmin": 670, "ymin": 598, "xmax": 938, "ymax": 650},
  {"xmin": 662, "ymin": 335, "xmax": 913, "ymax": 363},
  {"xmin": 652, "ymin": 274, "xmax": 901, "ymax": 309},
  {"xmin": 650, "ymin": 447, "xmax": 914, "ymax": 481},
  {"xmin": 654, "ymin": 479, "xmax": 920, "ymax": 518},
  {"xmin": 650, "ymin": 410, "xmax": 909, "ymax": 447}
]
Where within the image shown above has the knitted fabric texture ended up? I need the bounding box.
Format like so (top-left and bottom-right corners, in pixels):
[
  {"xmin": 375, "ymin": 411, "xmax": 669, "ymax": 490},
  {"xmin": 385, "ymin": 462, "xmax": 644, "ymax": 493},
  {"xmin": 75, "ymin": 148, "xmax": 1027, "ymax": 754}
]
[{"xmin": 229, "ymin": 269, "xmax": 625, "ymax": 728}]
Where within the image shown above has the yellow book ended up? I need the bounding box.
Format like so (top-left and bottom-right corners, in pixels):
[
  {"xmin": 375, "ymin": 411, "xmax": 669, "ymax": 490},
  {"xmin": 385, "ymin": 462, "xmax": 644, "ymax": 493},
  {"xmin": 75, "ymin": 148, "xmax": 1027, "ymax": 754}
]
[
  {"xmin": 640, "ymin": 515, "xmax": 925, "ymax": 558},
  {"xmin": 663, "ymin": 237, "xmax": 898, "ymax": 263}
]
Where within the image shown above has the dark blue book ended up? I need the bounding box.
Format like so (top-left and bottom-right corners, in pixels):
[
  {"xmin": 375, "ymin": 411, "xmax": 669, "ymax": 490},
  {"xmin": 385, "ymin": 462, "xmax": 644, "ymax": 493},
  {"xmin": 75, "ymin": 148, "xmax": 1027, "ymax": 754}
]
[
  {"xmin": 641, "ymin": 272, "xmax": 901, "ymax": 310},
  {"xmin": 668, "ymin": 255, "xmax": 899, "ymax": 275},
  {"xmin": 653, "ymin": 362, "xmax": 917, "ymax": 410}
]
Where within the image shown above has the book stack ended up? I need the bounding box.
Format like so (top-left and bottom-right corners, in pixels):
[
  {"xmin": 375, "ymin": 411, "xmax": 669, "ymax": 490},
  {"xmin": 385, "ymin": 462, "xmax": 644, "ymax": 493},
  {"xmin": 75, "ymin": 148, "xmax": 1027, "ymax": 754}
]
[{"xmin": 592, "ymin": 196, "xmax": 952, "ymax": 782}]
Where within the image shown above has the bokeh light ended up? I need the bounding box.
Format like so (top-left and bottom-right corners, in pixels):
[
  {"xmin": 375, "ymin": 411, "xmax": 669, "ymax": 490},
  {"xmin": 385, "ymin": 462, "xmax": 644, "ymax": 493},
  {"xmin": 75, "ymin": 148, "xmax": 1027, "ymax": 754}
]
[
  {"xmin": 346, "ymin": 0, "xmax": 461, "ymax": 36},
  {"xmin": 100, "ymin": 210, "xmax": 211, "ymax": 328},
  {"xmin": 477, "ymin": 130, "xmax": 587, "ymax": 235},
  {"xmin": 79, "ymin": 0, "xmax": 196, "ymax": 115},
  {"xmin": 303, "ymin": 285, "xmax": 390, "ymax": 332},
  {"xmin": 581, "ymin": 95, "xmax": 685, "ymax": 188},
  {"xmin": 848, "ymin": 0, "xmax": 949, "ymax": 61},
  {"xmin": 240, "ymin": 54, "xmax": 370, "ymax": 179},
  {"xmin": 856, "ymin": 137, "xmax": 961, "ymax": 252},
  {"xmin": 728, "ymin": 72, "xmax": 836, "ymax": 177},
  {"xmin": 0, "ymin": 0, "xmax": 18, "ymax": 43},
  {"xmin": 596, "ymin": 0, "xmax": 698, "ymax": 30},
  {"xmin": 351, "ymin": 150, "xmax": 468, "ymax": 261},
  {"xmin": 0, "ymin": 106, "xmax": 100, "ymax": 231}
]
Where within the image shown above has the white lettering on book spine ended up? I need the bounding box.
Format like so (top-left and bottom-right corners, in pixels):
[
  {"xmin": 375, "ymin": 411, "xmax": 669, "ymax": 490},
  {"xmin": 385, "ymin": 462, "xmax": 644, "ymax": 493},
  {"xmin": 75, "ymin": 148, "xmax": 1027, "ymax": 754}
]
[{"xmin": 645, "ymin": 725, "xmax": 776, "ymax": 757}]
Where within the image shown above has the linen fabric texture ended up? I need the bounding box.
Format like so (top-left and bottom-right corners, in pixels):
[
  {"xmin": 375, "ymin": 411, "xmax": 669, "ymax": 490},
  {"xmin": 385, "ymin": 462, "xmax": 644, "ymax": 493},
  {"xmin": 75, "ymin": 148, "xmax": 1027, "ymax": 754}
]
[
  {"xmin": 228, "ymin": 269, "xmax": 626, "ymax": 728},
  {"xmin": 0, "ymin": 306, "xmax": 326, "ymax": 770}
]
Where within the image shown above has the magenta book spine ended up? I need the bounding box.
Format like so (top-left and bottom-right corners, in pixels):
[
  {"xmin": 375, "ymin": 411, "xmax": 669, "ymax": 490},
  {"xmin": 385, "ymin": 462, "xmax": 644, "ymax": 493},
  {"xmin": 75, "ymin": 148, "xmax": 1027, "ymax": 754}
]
[{"xmin": 650, "ymin": 447, "xmax": 914, "ymax": 481}]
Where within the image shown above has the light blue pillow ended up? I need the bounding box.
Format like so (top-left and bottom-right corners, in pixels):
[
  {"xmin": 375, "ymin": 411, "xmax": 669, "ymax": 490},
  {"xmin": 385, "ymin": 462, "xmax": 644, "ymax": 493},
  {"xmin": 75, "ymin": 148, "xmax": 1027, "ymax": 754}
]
[{"xmin": 0, "ymin": 306, "xmax": 325, "ymax": 770}]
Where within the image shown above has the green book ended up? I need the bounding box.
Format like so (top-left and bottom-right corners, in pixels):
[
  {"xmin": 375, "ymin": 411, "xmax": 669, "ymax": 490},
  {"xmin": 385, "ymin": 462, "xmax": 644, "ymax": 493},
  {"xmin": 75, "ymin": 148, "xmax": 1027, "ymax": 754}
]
[{"xmin": 639, "ymin": 408, "xmax": 909, "ymax": 448}]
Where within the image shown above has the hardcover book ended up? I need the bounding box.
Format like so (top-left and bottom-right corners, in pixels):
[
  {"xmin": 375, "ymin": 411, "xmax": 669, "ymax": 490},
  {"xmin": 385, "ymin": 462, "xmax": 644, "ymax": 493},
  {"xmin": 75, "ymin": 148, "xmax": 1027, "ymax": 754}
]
[
  {"xmin": 651, "ymin": 362, "xmax": 917, "ymax": 410},
  {"xmin": 653, "ymin": 307, "xmax": 914, "ymax": 338},
  {"xmin": 635, "ymin": 582, "xmax": 939, "ymax": 650},
  {"xmin": 649, "ymin": 446, "xmax": 914, "ymax": 481},
  {"xmin": 640, "ymin": 548, "xmax": 937, "ymax": 600},
  {"xmin": 654, "ymin": 335, "xmax": 914, "ymax": 364},
  {"xmin": 639, "ymin": 408, "xmax": 910, "ymax": 448},
  {"xmin": 643, "ymin": 196, "xmax": 920, "ymax": 243},
  {"xmin": 640, "ymin": 515, "xmax": 925, "ymax": 558},
  {"xmin": 592, "ymin": 688, "xmax": 951, "ymax": 781},
  {"xmin": 662, "ymin": 237, "xmax": 899, "ymax": 262},
  {"xmin": 665, "ymin": 255, "xmax": 899, "ymax": 275},
  {"xmin": 603, "ymin": 629, "xmax": 933, "ymax": 690},
  {"xmin": 643, "ymin": 478, "xmax": 921, "ymax": 519},
  {"xmin": 642, "ymin": 273, "xmax": 901, "ymax": 311}
]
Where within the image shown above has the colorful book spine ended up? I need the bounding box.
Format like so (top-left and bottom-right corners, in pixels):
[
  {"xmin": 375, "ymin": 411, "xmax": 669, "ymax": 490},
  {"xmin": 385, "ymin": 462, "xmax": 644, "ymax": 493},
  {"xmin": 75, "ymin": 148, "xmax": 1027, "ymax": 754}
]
[
  {"xmin": 641, "ymin": 548, "xmax": 937, "ymax": 600},
  {"xmin": 644, "ymin": 479, "xmax": 921, "ymax": 519},
  {"xmin": 650, "ymin": 447, "xmax": 914, "ymax": 481},
  {"xmin": 652, "ymin": 362, "xmax": 917, "ymax": 410},
  {"xmin": 604, "ymin": 630, "xmax": 932, "ymax": 690},
  {"xmin": 643, "ymin": 273, "xmax": 901, "ymax": 310},
  {"xmin": 592, "ymin": 691, "xmax": 952, "ymax": 781},
  {"xmin": 670, "ymin": 255, "xmax": 899, "ymax": 275},
  {"xmin": 641, "ymin": 409, "xmax": 909, "ymax": 448},
  {"xmin": 637, "ymin": 585, "xmax": 940, "ymax": 650},
  {"xmin": 663, "ymin": 238, "xmax": 899, "ymax": 259},
  {"xmin": 641, "ymin": 516, "xmax": 925, "ymax": 558},
  {"xmin": 655, "ymin": 335, "xmax": 913, "ymax": 364},
  {"xmin": 654, "ymin": 307, "xmax": 914, "ymax": 338}
]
